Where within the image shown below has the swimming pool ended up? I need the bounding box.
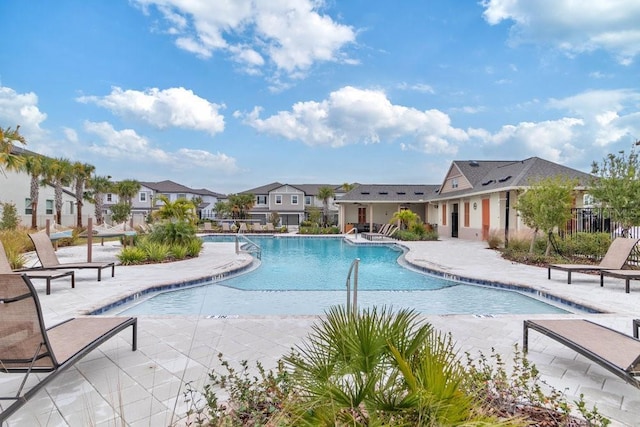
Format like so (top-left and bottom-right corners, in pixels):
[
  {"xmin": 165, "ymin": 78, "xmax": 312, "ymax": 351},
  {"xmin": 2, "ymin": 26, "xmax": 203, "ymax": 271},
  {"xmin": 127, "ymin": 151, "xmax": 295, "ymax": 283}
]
[{"xmin": 114, "ymin": 236, "xmax": 575, "ymax": 316}]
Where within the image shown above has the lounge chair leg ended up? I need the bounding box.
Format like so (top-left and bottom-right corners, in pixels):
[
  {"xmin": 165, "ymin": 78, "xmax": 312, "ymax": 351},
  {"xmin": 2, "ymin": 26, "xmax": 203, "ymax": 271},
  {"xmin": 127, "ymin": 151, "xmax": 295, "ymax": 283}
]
[
  {"xmin": 626, "ymin": 279, "xmax": 630, "ymax": 294},
  {"xmin": 132, "ymin": 319, "xmax": 138, "ymax": 351},
  {"xmin": 567, "ymin": 272, "xmax": 571, "ymax": 284},
  {"xmin": 547, "ymin": 267, "xmax": 551, "ymax": 280},
  {"xmin": 600, "ymin": 272, "xmax": 604, "ymax": 287},
  {"xmin": 98, "ymin": 268, "xmax": 101, "ymax": 282},
  {"xmin": 71, "ymin": 273, "xmax": 75, "ymax": 289},
  {"xmin": 523, "ymin": 322, "xmax": 529, "ymax": 353},
  {"xmin": 46, "ymin": 278, "xmax": 51, "ymax": 295},
  {"xmin": 111, "ymin": 264, "xmax": 115, "ymax": 277}
]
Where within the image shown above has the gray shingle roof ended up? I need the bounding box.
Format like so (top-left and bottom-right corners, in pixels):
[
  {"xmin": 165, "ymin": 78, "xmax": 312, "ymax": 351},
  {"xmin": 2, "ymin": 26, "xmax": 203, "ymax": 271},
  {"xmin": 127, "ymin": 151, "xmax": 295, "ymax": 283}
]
[
  {"xmin": 338, "ymin": 184, "xmax": 440, "ymax": 202},
  {"xmin": 435, "ymin": 157, "xmax": 593, "ymax": 200}
]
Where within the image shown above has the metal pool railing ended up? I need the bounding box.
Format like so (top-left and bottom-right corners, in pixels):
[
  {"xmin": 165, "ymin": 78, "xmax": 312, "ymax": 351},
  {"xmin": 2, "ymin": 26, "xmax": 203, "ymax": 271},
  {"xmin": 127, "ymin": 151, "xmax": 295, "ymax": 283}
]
[
  {"xmin": 235, "ymin": 234, "xmax": 262, "ymax": 259},
  {"xmin": 346, "ymin": 258, "xmax": 360, "ymax": 315}
]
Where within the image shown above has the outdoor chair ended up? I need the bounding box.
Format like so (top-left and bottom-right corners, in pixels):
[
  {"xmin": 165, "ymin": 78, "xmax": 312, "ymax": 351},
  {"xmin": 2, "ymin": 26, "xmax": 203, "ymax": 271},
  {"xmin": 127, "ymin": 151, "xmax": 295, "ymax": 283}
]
[
  {"xmin": 547, "ymin": 237, "xmax": 639, "ymax": 284},
  {"xmin": 523, "ymin": 319, "xmax": 640, "ymax": 389},
  {"xmin": 0, "ymin": 274, "xmax": 137, "ymax": 422},
  {"xmin": 362, "ymin": 223, "xmax": 391, "ymax": 241},
  {"xmin": 0, "ymin": 242, "xmax": 74, "ymax": 295},
  {"xmin": 28, "ymin": 232, "xmax": 115, "ymax": 281},
  {"xmin": 599, "ymin": 269, "xmax": 640, "ymax": 293}
]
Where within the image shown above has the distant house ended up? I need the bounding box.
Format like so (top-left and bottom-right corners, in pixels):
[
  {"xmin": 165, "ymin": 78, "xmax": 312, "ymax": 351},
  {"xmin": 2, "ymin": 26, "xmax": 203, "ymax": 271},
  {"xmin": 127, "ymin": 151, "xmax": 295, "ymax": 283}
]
[
  {"xmin": 103, "ymin": 180, "xmax": 225, "ymax": 224},
  {"xmin": 336, "ymin": 157, "xmax": 593, "ymax": 240},
  {"xmin": 240, "ymin": 183, "xmax": 346, "ymax": 226}
]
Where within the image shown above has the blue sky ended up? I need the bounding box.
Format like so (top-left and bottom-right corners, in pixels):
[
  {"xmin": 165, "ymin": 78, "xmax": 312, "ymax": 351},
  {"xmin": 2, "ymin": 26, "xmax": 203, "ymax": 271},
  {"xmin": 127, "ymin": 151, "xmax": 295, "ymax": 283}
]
[{"xmin": 1, "ymin": 1, "xmax": 639, "ymax": 194}]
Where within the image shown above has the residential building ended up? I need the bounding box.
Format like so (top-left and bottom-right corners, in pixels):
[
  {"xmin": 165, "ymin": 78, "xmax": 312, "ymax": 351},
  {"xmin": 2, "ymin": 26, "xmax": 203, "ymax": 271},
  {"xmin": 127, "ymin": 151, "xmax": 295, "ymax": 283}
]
[
  {"xmin": 337, "ymin": 157, "xmax": 593, "ymax": 241},
  {"xmin": 0, "ymin": 148, "xmax": 92, "ymax": 228},
  {"xmin": 103, "ymin": 180, "xmax": 225, "ymax": 224},
  {"xmin": 240, "ymin": 183, "xmax": 346, "ymax": 226}
]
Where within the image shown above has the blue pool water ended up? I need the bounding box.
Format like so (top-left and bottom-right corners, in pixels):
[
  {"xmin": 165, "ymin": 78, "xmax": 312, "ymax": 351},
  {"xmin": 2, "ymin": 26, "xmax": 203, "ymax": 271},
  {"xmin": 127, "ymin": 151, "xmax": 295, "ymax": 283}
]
[{"xmin": 117, "ymin": 236, "xmax": 572, "ymax": 316}]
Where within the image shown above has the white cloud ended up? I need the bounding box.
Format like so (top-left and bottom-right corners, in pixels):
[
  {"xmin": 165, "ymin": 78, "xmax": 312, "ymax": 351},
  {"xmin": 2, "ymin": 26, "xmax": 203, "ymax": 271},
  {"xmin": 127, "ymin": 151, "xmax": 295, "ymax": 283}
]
[
  {"xmin": 0, "ymin": 86, "xmax": 48, "ymax": 140},
  {"xmin": 131, "ymin": 0, "xmax": 356, "ymax": 78},
  {"xmin": 238, "ymin": 86, "xmax": 467, "ymax": 153},
  {"xmin": 548, "ymin": 89, "xmax": 640, "ymax": 146},
  {"xmin": 77, "ymin": 87, "xmax": 225, "ymax": 135},
  {"xmin": 83, "ymin": 121, "xmax": 239, "ymax": 173},
  {"xmin": 397, "ymin": 82, "xmax": 435, "ymax": 94},
  {"xmin": 482, "ymin": 0, "xmax": 640, "ymax": 63},
  {"xmin": 481, "ymin": 118, "xmax": 584, "ymax": 162}
]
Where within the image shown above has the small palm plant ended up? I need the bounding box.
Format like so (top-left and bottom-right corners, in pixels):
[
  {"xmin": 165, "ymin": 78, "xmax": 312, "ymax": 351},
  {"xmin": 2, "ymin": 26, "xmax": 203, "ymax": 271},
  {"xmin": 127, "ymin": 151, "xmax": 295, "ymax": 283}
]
[{"xmin": 282, "ymin": 305, "xmax": 508, "ymax": 426}]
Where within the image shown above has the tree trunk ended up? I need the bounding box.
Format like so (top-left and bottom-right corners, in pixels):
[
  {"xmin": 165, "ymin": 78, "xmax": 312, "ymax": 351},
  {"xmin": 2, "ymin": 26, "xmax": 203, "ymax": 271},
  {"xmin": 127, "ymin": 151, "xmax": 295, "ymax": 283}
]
[{"xmin": 528, "ymin": 228, "xmax": 538, "ymax": 254}]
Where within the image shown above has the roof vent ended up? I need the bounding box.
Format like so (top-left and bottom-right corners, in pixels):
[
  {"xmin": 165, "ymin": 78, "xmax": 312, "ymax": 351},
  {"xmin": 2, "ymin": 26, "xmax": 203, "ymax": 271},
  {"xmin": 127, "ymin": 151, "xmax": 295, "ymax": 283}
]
[
  {"xmin": 414, "ymin": 191, "xmax": 424, "ymax": 195},
  {"xmin": 379, "ymin": 191, "xmax": 388, "ymax": 195},
  {"xmin": 397, "ymin": 191, "xmax": 406, "ymax": 195},
  {"xmin": 469, "ymin": 161, "xmax": 479, "ymax": 167},
  {"xmin": 361, "ymin": 191, "xmax": 370, "ymax": 195},
  {"xmin": 498, "ymin": 175, "xmax": 512, "ymax": 183},
  {"xmin": 481, "ymin": 179, "xmax": 495, "ymax": 186}
]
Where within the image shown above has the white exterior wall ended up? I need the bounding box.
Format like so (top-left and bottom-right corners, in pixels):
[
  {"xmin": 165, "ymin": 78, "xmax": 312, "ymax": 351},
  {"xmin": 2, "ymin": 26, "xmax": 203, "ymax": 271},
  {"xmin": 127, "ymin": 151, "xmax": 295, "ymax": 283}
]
[{"xmin": 0, "ymin": 169, "xmax": 93, "ymax": 228}]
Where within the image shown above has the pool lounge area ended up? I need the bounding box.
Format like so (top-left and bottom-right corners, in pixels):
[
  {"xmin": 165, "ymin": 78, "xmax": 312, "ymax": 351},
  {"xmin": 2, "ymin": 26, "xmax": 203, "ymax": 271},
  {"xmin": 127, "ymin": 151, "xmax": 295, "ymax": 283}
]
[{"xmin": 2, "ymin": 236, "xmax": 639, "ymax": 425}]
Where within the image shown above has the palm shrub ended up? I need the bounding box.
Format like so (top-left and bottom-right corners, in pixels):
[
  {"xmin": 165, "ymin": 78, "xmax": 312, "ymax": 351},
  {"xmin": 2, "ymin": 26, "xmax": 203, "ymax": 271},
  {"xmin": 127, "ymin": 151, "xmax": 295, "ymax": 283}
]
[
  {"xmin": 282, "ymin": 305, "xmax": 505, "ymax": 426},
  {"xmin": 137, "ymin": 239, "xmax": 170, "ymax": 262},
  {"xmin": 148, "ymin": 221, "xmax": 197, "ymax": 246},
  {"xmin": 0, "ymin": 229, "xmax": 29, "ymax": 269}
]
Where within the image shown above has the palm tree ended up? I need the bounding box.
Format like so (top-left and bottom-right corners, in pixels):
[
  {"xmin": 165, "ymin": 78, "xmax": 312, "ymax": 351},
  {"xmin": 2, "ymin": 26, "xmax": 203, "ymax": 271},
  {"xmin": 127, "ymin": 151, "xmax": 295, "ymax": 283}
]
[
  {"xmin": 341, "ymin": 182, "xmax": 356, "ymax": 193},
  {"xmin": 47, "ymin": 157, "xmax": 73, "ymax": 225},
  {"xmin": 113, "ymin": 179, "xmax": 141, "ymax": 206},
  {"xmin": 0, "ymin": 125, "xmax": 26, "ymax": 175},
  {"xmin": 227, "ymin": 194, "xmax": 255, "ymax": 219},
  {"xmin": 152, "ymin": 194, "xmax": 198, "ymax": 224},
  {"xmin": 87, "ymin": 175, "xmax": 113, "ymax": 225},
  {"xmin": 71, "ymin": 161, "xmax": 95, "ymax": 228},
  {"xmin": 22, "ymin": 154, "xmax": 48, "ymax": 229},
  {"xmin": 317, "ymin": 186, "xmax": 335, "ymax": 226},
  {"xmin": 390, "ymin": 209, "xmax": 420, "ymax": 229}
]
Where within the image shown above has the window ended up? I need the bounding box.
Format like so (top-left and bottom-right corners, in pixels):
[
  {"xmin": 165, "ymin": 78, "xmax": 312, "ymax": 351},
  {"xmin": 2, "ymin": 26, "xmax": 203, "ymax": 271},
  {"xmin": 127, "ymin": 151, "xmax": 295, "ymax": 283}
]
[
  {"xmin": 25, "ymin": 198, "xmax": 32, "ymax": 215},
  {"xmin": 46, "ymin": 200, "xmax": 54, "ymax": 215},
  {"xmin": 139, "ymin": 192, "xmax": 147, "ymax": 202},
  {"xmin": 257, "ymin": 195, "xmax": 267, "ymax": 205},
  {"xmin": 106, "ymin": 193, "xmax": 112, "ymax": 202},
  {"xmin": 275, "ymin": 195, "xmax": 283, "ymax": 204},
  {"xmin": 451, "ymin": 178, "xmax": 458, "ymax": 189},
  {"xmin": 177, "ymin": 193, "xmax": 186, "ymax": 200},
  {"xmin": 69, "ymin": 201, "xmax": 74, "ymax": 214},
  {"xmin": 305, "ymin": 196, "xmax": 312, "ymax": 205},
  {"xmin": 464, "ymin": 202, "xmax": 470, "ymax": 227},
  {"xmin": 291, "ymin": 195, "xmax": 298, "ymax": 205}
]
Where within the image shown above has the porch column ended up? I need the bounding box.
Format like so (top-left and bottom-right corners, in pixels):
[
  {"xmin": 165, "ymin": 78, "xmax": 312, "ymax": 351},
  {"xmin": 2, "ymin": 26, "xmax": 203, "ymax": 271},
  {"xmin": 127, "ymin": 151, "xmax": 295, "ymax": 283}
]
[{"xmin": 369, "ymin": 204, "xmax": 374, "ymax": 232}]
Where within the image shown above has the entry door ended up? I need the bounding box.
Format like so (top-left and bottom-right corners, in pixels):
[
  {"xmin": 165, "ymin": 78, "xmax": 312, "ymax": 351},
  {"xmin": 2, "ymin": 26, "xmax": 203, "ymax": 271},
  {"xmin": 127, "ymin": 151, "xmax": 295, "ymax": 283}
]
[
  {"xmin": 482, "ymin": 198, "xmax": 490, "ymax": 240},
  {"xmin": 358, "ymin": 207, "xmax": 367, "ymax": 223},
  {"xmin": 451, "ymin": 203, "xmax": 459, "ymax": 238}
]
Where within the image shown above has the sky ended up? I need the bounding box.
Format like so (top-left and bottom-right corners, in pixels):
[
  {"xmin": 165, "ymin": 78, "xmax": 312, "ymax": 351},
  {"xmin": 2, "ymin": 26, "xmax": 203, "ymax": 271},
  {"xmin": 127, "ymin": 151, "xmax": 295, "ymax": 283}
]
[{"xmin": 1, "ymin": 1, "xmax": 639, "ymax": 195}]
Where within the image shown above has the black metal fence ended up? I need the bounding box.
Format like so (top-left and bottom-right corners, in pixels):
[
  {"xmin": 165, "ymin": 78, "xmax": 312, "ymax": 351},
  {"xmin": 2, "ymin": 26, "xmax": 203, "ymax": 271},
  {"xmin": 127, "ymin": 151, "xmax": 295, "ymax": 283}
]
[{"xmin": 559, "ymin": 207, "xmax": 640, "ymax": 263}]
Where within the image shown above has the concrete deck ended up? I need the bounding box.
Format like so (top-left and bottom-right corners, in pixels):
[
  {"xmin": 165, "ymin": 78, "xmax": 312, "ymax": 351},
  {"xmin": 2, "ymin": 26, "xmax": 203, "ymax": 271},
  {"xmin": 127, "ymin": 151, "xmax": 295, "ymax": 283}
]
[{"xmin": 1, "ymin": 236, "xmax": 639, "ymax": 426}]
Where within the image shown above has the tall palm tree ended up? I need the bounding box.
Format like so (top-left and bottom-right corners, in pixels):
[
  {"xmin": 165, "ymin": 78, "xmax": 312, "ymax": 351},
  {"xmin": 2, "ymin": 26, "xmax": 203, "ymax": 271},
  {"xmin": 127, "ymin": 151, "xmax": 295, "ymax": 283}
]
[
  {"xmin": 87, "ymin": 175, "xmax": 113, "ymax": 225},
  {"xmin": 317, "ymin": 186, "xmax": 335, "ymax": 226},
  {"xmin": 48, "ymin": 158, "xmax": 73, "ymax": 225},
  {"xmin": 71, "ymin": 161, "xmax": 95, "ymax": 228},
  {"xmin": 227, "ymin": 194, "xmax": 254, "ymax": 219},
  {"xmin": 113, "ymin": 179, "xmax": 141, "ymax": 206},
  {"xmin": 0, "ymin": 125, "xmax": 26, "ymax": 175},
  {"xmin": 152, "ymin": 194, "xmax": 198, "ymax": 224},
  {"xmin": 341, "ymin": 182, "xmax": 356, "ymax": 192},
  {"xmin": 22, "ymin": 154, "xmax": 48, "ymax": 229}
]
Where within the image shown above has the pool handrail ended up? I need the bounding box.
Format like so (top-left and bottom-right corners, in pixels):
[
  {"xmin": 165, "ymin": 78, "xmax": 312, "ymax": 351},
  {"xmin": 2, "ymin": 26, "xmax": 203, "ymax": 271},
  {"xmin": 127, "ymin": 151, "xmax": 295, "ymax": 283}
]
[
  {"xmin": 346, "ymin": 258, "xmax": 360, "ymax": 315},
  {"xmin": 235, "ymin": 234, "xmax": 262, "ymax": 260}
]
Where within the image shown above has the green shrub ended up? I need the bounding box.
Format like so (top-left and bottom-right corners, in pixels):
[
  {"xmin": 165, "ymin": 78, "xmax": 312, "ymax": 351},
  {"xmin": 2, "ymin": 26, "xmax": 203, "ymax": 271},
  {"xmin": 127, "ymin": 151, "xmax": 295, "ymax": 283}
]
[
  {"xmin": 116, "ymin": 247, "xmax": 147, "ymax": 265},
  {"xmin": 170, "ymin": 244, "xmax": 189, "ymax": 260},
  {"xmin": 149, "ymin": 221, "xmax": 197, "ymax": 246},
  {"xmin": 393, "ymin": 229, "xmax": 438, "ymax": 241},
  {"xmin": 298, "ymin": 225, "xmax": 340, "ymax": 235},
  {"xmin": 139, "ymin": 241, "xmax": 170, "ymax": 262},
  {"xmin": 185, "ymin": 238, "xmax": 203, "ymax": 257},
  {"xmin": 0, "ymin": 202, "xmax": 20, "ymax": 230}
]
